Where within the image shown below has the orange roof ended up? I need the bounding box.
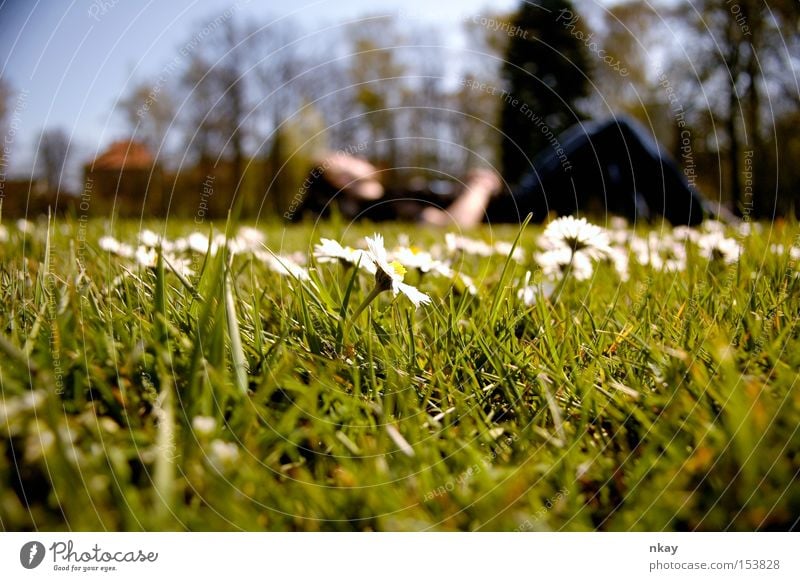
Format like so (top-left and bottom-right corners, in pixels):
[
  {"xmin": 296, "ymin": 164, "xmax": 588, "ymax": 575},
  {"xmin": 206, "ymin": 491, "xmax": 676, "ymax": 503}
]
[{"xmin": 90, "ymin": 140, "xmax": 155, "ymax": 170}]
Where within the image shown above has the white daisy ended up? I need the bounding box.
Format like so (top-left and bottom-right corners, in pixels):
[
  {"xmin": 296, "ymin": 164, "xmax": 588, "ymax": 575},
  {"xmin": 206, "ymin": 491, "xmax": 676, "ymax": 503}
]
[
  {"xmin": 98, "ymin": 236, "xmax": 134, "ymax": 258},
  {"xmin": 629, "ymin": 234, "xmax": 656, "ymax": 267},
  {"xmin": 517, "ymin": 271, "xmax": 555, "ymax": 306},
  {"xmin": 517, "ymin": 284, "xmax": 539, "ymax": 307},
  {"xmin": 629, "ymin": 233, "xmax": 686, "ymax": 272},
  {"xmin": 737, "ymin": 221, "xmax": 762, "ymax": 236},
  {"xmin": 701, "ymin": 219, "xmax": 727, "ymax": 235},
  {"xmin": 207, "ymin": 439, "xmax": 239, "ymax": 470},
  {"xmin": 539, "ymin": 216, "xmax": 612, "ymax": 259},
  {"xmin": 609, "ymin": 216, "xmax": 629, "ymax": 230},
  {"xmin": 392, "ymin": 246, "xmax": 435, "ymax": 270},
  {"xmin": 235, "ymin": 226, "xmax": 266, "ymax": 252},
  {"xmin": 171, "ymin": 237, "xmax": 189, "ymax": 253},
  {"xmin": 492, "ymin": 241, "xmax": 525, "ymax": 262},
  {"xmin": 365, "ymin": 234, "xmax": 431, "ymax": 307},
  {"xmin": 671, "ymin": 226, "xmax": 700, "ymax": 243},
  {"xmin": 164, "ymin": 255, "xmax": 195, "ymax": 277},
  {"xmin": 314, "ymin": 238, "xmax": 371, "ymax": 271},
  {"xmin": 212, "ymin": 233, "xmax": 230, "ymax": 255},
  {"xmin": 697, "ymin": 232, "xmax": 741, "ymax": 264},
  {"xmin": 535, "ymin": 247, "xmax": 594, "ymax": 281},
  {"xmin": 135, "ymin": 246, "xmax": 157, "ymax": 268},
  {"xmin": 192, "ymin": 416, "xmax": 217, "ymax": 437},
  {"xmin": 186, "ymin": 232, "xmax": 211, "ymax": 254},
  {"xmin": 445, "ymin": 233, "xmax": 494, "ymax": 257},
  {"xmin": 257, "ymin": 251, "xmax": 310, "ymax": 280},
  {"xmin": 605, "ymin": 246, "xmax": 631, "ymax": 281},
  {"xmin": 661, "ymin": 239, "xmax": 688, "ymax": 272},
  {"xmin": 138, "ymin": 229, "xmax": 161, "ymax": 247},
  {"xmin": 456, "ymin": 272, "xmax": 479, "ymax": 295},
  {"xmin": 391, "ymin": 246, "xmax": 456, "ymax": 278},
  {"xmin": 609, "ymin": 227, "xmax": 632, "ymax": 246},
  {"xmin": 16, "ymin": 219, "xmax": 34, "ymax": 234}
]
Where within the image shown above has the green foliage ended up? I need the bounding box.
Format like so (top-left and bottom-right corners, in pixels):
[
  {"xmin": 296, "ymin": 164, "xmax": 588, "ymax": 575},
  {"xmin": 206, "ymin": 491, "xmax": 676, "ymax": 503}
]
[{"xmin": 499, "ymin": 0, "xmax": 592, "ymax": 184}]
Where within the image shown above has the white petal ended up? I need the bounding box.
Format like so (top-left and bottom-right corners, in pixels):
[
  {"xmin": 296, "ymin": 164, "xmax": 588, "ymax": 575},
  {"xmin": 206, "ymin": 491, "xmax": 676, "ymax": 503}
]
[{"xmin": 394, "ymin": 281, "xmax": 431, "ymax": 307}]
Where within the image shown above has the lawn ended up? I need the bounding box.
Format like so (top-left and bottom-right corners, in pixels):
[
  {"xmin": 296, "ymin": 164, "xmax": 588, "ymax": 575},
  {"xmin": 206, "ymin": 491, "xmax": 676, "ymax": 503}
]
[{"xmin": 1, "ymin": 215, "xmax": 798, "ymax": 531}]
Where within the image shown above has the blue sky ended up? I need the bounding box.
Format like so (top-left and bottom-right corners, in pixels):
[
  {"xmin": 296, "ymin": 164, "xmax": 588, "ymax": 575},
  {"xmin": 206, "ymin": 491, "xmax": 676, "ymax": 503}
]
[{"xmin": 0, "ymin": 0, "xmax": 519, "ymax": 176}]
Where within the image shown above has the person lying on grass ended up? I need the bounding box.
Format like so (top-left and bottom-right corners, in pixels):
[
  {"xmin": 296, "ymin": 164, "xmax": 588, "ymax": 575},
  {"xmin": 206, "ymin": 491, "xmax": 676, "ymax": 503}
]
[{"xmin": 291, "ymin": 116, "xmax": 730, "ymax": 228}]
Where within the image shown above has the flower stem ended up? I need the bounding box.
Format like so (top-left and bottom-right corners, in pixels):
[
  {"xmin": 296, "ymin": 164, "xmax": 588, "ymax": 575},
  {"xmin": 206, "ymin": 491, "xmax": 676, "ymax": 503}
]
[
  {"xmin": 343, "ymin": 285, "xmax": 384, "ymax": 339},
  {"xmin": 552, "ymin": 249, "xmax": 575, "ymax": 302}
]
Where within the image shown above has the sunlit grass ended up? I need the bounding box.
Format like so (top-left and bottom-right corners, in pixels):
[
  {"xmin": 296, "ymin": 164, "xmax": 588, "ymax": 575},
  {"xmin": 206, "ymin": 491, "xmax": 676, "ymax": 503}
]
[{"xmin": 1, "ymin": 216, "xmax": 798, "ymax": 531}]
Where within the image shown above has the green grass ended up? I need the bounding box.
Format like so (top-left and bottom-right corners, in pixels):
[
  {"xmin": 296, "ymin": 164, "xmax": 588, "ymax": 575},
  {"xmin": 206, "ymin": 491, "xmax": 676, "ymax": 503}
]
[{"xmin": 1, "ymin": 217, "xmax": 799, "ymax": 531}]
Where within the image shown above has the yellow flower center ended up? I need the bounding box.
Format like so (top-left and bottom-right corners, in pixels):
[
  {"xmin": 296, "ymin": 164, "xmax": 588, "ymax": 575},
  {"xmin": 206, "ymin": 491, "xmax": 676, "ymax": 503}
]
[{"xmin": 389, "ymin": 261, "xmax": 406, "ymax": 279}]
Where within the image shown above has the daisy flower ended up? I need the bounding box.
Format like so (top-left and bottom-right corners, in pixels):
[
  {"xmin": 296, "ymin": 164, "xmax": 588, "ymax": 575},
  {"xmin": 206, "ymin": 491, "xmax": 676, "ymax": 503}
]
[
  {"xmin": 132, "ymin": 245, "xmax": 194, "ymax": 277},
  {"xmin": 364, "ymin": 234, "xmax": 431, "ymax": 307},
  {"xmin": 697, "ymin": 232, "xmax": 741, "ymax": 264},
  {"xmin": 661, "ymin": 239, "xmax": 688, "ymax": 272},
  {"xmin": 257, "ymin": 251, "xmax": 310, "ymax": 280},
  {"xmin": 517, "ymin": 271, "xmax": 555, "ymax": 306},
  {"xmin": 493, "ymin": 241, "xmax": 525, "ymax": 262},
  {"xmin": 192, "ymin": 416, "xmax": 217, "ymax": 437},
  {"xmin": 16, "ymin": 219, "xmax": 34, "ymax": 234},
  {"xmin": 164, "ymin": 255, "xmax": 195, "ymax": 278},
  {"xmin": 207, "ymin": 439, "xmax": 240, "ymax": 471},
  {"xmin": 135, "ymin": 246, "xmax": 158, "ymax": 268},
  {"xmin": 608, "ymin": 216, "xmax": 629, "ymax": 230},
  {"xmin": 605, "ymin": 246, "xmax": 631, "ymax": 281},
  {"xmin": 517, "ymin": 283, "xmax": 539, "ymax": 307},
  {"xmin": 138, "ymin": 229, "xmax": 162, "ymax": 247},
  {"xmin": 393, "ymin": 245, "xmax": 470, "ymax": 292},
  {"xmin": 186, "ymin": 232, "xmax": 212, "ymax": 254},
  {"xmin": 98, "ymin": 235, "xmax": 135, "ymax": 258},
  {"xmin": 391, "ymin": 246, "xmax": 456, "ymax": 279},
  {"xmin": 609, "ymin": 227, "xmax": 632, "ymax": 246},
  {"xmin": 671, "ymin": 226, "xmax": 700, "ymax": 243},
  {"xmin": 701, "ymin": 219, "xmax": 727, "ymax": 235},
  {"xmin": 629, "ymin": 233, "xmax": 687, "ymax": 272},
  {"xmin": 234, "ymin": 226, "xmax": 266, "ymax": 253},
  {"xmin": 445, "ymin": 233, "xmax": 494, "ymax": 257},
  {"xmin": 535, "ymin": 247, "xmax": 594, "ymax": 281},
  {"xmin": 314, "ymin": 238, "xmax": 372, "ymax": 272},
  {"xmin": 539, "ymin": 216, "xmax": 612, "ymax": 259},
  {"xmin": 738, "ymin": 221, "xmax": 762, "ymax": 236},
  {"xmin": 455, "ymin": 272, "xmax": 479, "ymax": 295}
]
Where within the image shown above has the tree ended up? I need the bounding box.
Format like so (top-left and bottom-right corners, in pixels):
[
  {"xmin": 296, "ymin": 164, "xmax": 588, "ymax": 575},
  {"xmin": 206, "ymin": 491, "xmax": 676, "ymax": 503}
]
[
  {"xmin": 179, "ymin": 53, "xmax": 220, "ymax": 177},
  {"xmin": 0, "ymin": 77, "xmax": 12, "ymax": 138},
  {"xmin": 382, "ymin": 25, "xmax": 458, "ymax": 180},
  {"xmin": 589, "ymin": 1, "xmax": 659, "ymax": 120},
  {"xmin": 661, "ymin": 0, "xmax": 800, "ymax": 216},
  {"xmin": 454, "ymin": 13, "xmax": 512, "ymax": 171},
  {"xmin": 499, "ymin": 0, "xmax": 592, "ymax": 185},
  {"xmin": 175, "ymin": 15, "xmax": 255, "ymax": 216},
  {"xmin": 346, "ymin": 17, "xmax": 407, "ymax": 177},
  {"xmin": 117, "ymin": 80, "xmax": 176, "ymax": 162},
  {"xmin": 37, "ymin": 128, "xmax": 72, "ymax": 194}
]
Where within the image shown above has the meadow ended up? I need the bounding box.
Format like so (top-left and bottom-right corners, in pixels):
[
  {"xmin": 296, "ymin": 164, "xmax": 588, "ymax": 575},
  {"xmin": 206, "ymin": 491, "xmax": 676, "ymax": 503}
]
[{"xmin": 1, "ymin": 214, "xmax": 798, "ymax": 531}]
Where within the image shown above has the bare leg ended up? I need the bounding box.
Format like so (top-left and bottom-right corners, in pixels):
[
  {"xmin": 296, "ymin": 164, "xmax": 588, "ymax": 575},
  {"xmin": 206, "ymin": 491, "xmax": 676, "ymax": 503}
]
[
  {"xmin": 317, "ymin": 153, "xmax": 384, "ymax": 201},
  {"xmin": 421, "ymin": 169, "xmax": 501, "ymax": 227}
]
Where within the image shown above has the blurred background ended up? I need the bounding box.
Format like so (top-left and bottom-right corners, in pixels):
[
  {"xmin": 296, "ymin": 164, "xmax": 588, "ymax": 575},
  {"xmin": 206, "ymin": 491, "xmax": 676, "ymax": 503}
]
[{"xmin": 0, "ymin": 0, "xmax": 798, "ymax": 220}]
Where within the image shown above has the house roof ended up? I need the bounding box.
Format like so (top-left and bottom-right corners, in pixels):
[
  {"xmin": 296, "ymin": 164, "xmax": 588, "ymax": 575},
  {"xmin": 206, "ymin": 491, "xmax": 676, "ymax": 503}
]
[{"xmin": 89, "ymin": 140, "xmax": 156, "ymax": 170}]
